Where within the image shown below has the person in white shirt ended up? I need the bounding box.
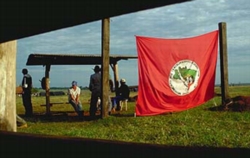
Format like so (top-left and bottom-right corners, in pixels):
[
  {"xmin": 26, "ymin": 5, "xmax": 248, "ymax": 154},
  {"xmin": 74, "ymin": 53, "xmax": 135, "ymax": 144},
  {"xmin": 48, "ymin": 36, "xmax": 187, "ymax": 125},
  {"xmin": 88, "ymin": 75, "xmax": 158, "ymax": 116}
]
[{"xmin": 68, "ymin": 81, "xmax": 83, "ymax": 119}]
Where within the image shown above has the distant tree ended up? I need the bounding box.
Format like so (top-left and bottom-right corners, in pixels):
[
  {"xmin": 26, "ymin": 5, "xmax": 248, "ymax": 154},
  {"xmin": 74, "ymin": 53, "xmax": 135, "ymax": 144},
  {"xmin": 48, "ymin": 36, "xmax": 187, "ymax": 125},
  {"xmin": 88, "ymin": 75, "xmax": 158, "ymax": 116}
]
[{"xmin": 31, "ymin": 88, "xmax": 39, "ymax": 94}]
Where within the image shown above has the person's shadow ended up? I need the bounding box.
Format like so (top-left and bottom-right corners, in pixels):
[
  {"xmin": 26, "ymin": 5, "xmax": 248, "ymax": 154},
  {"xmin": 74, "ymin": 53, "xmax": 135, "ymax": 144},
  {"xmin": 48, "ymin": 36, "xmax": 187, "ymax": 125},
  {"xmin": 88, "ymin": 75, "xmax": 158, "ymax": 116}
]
[{"xmin": 19, "ymin": 111, "xmax": 85, "ymax": 123}]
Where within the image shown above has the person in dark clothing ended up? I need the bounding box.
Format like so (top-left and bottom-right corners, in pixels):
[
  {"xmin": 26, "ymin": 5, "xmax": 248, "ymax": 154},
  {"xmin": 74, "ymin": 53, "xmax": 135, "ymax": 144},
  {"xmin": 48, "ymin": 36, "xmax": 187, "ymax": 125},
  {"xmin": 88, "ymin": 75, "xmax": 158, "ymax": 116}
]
[
  {"xmin": 21, "ymin": 68, "xmax": 33, "ymax": 116},
  {"xmin": 89, "ymin": 65, "xmax": 101, "ymax": 119},
  {"xmin": 109, "ymin": 78, "xmax": 114, "ymax": 92},
  {"xmin": 112, "ymin": 78, "xmax": 130, "ymax": 111},
  {"xmin": 108, "ymin": 78, "xmax": 114, "ymax": 115}
]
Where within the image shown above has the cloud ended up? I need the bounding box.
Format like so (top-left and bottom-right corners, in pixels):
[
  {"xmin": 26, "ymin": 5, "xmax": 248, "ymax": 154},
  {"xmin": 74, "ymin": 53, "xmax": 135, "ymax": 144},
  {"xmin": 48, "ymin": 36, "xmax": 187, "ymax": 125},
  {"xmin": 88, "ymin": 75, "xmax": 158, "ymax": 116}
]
[{"xmin": 17, "ymin": 0, "xmax": 250, "ymax": 87}]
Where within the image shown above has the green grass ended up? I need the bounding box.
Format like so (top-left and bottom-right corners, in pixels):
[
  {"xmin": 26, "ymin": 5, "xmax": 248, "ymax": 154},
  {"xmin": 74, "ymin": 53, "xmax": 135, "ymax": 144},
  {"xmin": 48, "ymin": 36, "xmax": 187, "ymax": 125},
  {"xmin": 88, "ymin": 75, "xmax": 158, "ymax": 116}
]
[{"xmin": 17, "ymin": 86, "xmax": 250, "ymax": 148}]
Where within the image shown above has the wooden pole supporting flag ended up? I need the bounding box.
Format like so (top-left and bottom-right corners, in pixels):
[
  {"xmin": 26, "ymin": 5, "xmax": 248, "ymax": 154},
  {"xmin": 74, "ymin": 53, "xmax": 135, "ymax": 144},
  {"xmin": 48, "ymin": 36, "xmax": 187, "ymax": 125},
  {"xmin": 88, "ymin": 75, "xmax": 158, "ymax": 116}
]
[{"xmin": 218, "ymin": 22, "xmax": 230, "ymax": 105}]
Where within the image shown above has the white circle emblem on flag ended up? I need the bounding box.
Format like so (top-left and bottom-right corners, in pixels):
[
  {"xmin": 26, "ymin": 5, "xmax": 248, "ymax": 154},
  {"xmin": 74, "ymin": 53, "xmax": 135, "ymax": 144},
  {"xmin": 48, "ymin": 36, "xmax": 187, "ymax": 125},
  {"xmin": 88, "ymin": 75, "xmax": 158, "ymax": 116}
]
[{"xmin": 169, "ymin": 60, "xmax": 200, "ymax": 96}]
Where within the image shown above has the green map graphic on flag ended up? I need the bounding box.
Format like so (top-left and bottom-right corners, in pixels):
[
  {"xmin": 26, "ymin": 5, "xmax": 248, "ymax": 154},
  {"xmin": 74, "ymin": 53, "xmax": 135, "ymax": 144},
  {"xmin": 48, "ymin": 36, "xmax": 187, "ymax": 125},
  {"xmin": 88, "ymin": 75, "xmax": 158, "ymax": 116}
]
[{"xmin": 173, "ymin": 67, "xmax": 197, "ymax": 81}]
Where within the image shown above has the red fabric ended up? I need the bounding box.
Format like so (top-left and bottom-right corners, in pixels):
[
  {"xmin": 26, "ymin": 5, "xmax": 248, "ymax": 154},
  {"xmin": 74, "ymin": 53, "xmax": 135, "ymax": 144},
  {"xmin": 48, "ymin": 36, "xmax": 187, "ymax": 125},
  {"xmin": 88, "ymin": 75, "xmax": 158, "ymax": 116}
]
[{"xmin": 135, "ymin": 30, "xmax": 219, "ymax": 116}]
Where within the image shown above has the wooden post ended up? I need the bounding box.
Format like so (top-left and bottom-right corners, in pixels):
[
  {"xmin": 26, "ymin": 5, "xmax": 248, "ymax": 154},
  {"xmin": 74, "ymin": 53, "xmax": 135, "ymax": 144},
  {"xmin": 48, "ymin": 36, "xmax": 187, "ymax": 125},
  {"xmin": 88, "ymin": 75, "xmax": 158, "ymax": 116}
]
[
  {"xmin": 0, "ymin": 40, "xmax": 17, "ymax": 131},
  {"xmin": 218, "ymin": 22, "xmax": 230, "ymax": 104},
  {"xmin": 110, "ymin": 62, "xmax": 119, "ymax": 93},
  {"xmin": 45, "ymin": 64, "xmax": 51, "ymax": 115},
  {"xmin": 101, "ymin": 18, "xmax": 110, "ymax": 118},
  {"xmin": 113, "ymin": 62, "xmax": 119, "ymax": 95}
]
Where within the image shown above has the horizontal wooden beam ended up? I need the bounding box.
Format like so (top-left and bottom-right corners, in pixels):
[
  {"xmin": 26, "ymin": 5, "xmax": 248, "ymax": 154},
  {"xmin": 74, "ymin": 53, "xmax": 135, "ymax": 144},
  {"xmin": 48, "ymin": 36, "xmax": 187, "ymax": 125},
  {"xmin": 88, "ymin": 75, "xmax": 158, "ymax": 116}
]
[{"xmin": 1, "ymin": 131, "xmax": 250, "ymax": 157}]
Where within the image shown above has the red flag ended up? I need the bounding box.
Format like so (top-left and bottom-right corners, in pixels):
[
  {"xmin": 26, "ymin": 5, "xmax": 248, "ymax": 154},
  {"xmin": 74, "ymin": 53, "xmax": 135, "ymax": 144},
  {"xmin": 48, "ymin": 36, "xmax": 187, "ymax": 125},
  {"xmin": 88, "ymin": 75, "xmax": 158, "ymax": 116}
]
[{"xmin": 135, "ymin": 30, "xmax": 219, "ymax": 116}]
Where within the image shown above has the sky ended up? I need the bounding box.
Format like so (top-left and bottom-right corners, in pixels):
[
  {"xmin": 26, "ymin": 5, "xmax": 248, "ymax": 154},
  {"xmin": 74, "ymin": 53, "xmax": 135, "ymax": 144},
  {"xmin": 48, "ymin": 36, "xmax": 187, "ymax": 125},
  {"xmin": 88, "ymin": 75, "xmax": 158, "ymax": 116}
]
[{"xmin": 17, "ymin": 0, "xmax": 250, "ymax": 88}]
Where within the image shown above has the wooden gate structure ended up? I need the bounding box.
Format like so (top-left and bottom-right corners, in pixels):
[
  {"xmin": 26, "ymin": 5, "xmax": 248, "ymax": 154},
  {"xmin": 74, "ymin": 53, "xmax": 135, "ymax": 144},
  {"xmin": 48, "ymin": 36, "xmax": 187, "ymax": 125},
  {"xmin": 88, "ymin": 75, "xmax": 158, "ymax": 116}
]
[{"xmin": 26, "ymin": 53, "xmax": 137, "ymax": 115}]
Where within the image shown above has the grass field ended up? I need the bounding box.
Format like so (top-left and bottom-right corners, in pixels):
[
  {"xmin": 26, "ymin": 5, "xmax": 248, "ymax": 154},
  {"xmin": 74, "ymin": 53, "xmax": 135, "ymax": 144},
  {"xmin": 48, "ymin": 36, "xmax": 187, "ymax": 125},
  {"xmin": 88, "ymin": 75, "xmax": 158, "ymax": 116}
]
[{"xmin": 16, "ymin": 86, "xmax": 250, "ymax": 148}]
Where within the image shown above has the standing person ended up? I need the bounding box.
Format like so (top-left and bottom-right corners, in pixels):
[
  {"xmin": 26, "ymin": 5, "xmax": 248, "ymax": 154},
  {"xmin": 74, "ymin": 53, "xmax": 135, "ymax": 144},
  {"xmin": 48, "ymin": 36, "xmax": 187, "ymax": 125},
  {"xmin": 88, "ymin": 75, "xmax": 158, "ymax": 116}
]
[
  {"xmin": 68, "ymin": 81, "xmax": 84, "ymax": 119},
  {"xmin": 108, "ymin": 78, "xmax": 114, "ymax": 115},
  {"xmin": 21, "ymin": 68, "xmax": 33, "ymax": 116},
  {"xmin": 89, "ymin": 65, "xmax": 101, "ymax": 119},
  {"xmin": 112, "ymin": 78, "xmax": 130, "ymax": 111}
]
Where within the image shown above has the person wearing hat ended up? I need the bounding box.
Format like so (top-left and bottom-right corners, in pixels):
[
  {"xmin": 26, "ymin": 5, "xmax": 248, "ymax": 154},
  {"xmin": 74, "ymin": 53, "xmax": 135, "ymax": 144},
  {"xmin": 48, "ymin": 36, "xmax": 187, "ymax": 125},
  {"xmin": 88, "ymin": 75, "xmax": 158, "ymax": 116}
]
[
  {"xmin": 89, "ymin": 65, "xmax": 101, "ymax": 119},
  {"xmin": 21, "ymin": 68, "xmax": 33, "ymax": 116},
  {"xmin": 111, "ymin": 78, "xmax": 130, "ymax": 111},
  {"xmin": 68, "ymin": 81, "xmax": 83, "ymax": 119}
]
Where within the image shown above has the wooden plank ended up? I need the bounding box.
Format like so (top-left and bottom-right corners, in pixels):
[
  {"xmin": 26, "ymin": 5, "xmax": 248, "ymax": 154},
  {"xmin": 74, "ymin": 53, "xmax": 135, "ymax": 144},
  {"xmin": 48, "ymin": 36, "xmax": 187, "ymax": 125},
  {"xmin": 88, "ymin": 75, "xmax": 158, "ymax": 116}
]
[
  {"xmin": 40, "ymin": 102, "xmax": 69, "ymax": 107},
  {"xmin": 0, "ymin": 40, "xmax": 17, "ymax": 131},
  {"xmin": 45, "ymin": 64, "xmax": 51, "ymax": 115},
  {"xmin": 2, "ymin": 130, "xmax": 250, "ymax": 158}
]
